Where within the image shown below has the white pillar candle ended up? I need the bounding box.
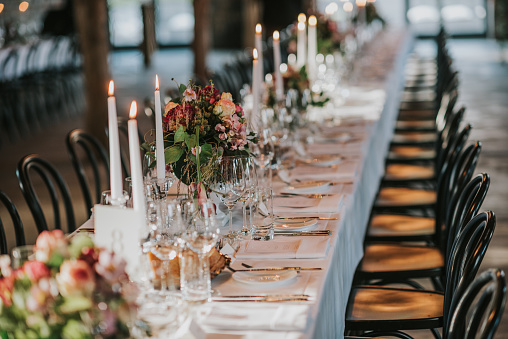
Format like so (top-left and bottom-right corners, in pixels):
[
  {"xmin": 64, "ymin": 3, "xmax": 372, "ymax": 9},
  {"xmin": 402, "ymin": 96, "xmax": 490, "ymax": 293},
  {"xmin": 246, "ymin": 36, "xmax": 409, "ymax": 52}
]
[
  {"xmin": 128, "ymin": 101, "xmax": 146, "ymax": 214},
  {"xmin": 307, "ymin": 15, "xmax": 318, "ymax": 85},
  {"xmin": 154, "ymin": 75, "xmax": 165, "ymax": 181},
  {"xmin": 297, "ymin": 13, "xmax": 306, "ymax": 69},
  {"xmin": 107, "ymin": 80, "xmax": 123, "ymax": 201},
  {"xmin": 255, "ymin": 24, "xmax": 264, "ymax": 84},
  {"xmin": 272, "ymin": 31, "xmax": 284, "ymax": 101},
  {"xmin": 252, "ymin": 48, "xmax": 260, "ymax": 127}
]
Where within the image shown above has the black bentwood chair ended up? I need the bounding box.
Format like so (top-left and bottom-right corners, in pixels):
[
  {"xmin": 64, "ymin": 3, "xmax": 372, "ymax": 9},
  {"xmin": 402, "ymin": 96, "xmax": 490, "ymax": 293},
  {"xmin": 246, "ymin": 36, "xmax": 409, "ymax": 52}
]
[
  {"xmin": 346, "ymin": 268, "xmax": 507, "ymax": 339},
  {"xmin": 345, "ymin": 211, "xmax": 496, "ymax": 338},
  {"xmin": 16, "ymin": 155, "xmax": 76, "ymax": 234},
  {"xmin": 0, "ymin": 190, "xmax": 25, "ymax": 255},
  {"xmin": 66, "ymin": 129, "xmax": 110, "ymax": 217}
]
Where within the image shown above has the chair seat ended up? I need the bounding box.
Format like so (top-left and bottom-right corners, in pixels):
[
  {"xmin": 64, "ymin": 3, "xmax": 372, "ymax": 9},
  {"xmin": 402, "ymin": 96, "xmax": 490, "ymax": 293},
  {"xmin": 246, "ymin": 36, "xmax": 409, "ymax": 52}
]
[
  {"xmin": 397, "ymin": 109, "xmax": 436, "ymax": 121},
  {"xmin": 392, "ymin": 131, "xmax": 437, "ymax": 144},
  {"xmin": 375, "ymin": 187, "xmax": 436, "ymax": 208},
  {"xmin": 399, "ymin": 101, "xmax": 436, "ymax": 111},
  {"xmin": 395, "ymin": 119, "xmax": 436, "ymax": 130},
  {"xmin": 388, "ymin": 146, "xmax": 436, "ymax": 161},
  {"xmin": 346, "ymin": 286, "xmax": 443, "ymax": 331},
  {"xmin": 384, "ymin": 164, "xmax": 435, "ymax": 181},
  {"xmin": 369, "ymin": 214, "xmax": 434, "ymax": 237},
  {"xmin": 359, "ymin": 244, "xmax": 444, "ymax": 273}
]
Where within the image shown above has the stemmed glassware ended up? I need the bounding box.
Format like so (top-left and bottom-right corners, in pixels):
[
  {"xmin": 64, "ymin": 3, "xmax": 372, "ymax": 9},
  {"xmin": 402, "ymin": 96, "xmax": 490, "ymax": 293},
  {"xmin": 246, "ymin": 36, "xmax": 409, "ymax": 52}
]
[
  {"xmin": 237, "ymin": 156, "xmax": 258, "ymax": 235},
  {"xmin": 209, "ymin": 155, "xmax": 245, "ymax": 238},
  {"xmin": 251, "ymin": 128, "xmax": 274, "ymax": 186}
]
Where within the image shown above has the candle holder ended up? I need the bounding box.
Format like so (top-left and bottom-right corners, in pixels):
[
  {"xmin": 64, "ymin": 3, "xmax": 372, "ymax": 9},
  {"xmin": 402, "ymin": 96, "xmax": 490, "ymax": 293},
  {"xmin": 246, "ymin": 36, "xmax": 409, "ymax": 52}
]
[{"xmin": 100, "ymin": 190, "xmax": 129, "ymax": 207}]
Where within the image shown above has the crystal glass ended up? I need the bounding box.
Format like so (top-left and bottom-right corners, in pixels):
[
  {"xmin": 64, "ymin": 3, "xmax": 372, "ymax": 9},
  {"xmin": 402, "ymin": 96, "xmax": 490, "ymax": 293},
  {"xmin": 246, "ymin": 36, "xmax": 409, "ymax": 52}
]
[
  {"xmin": 11, "ymin": 245, "xmax": 34, "ymax": 269},
  {"xmin": 209, "ymin": 156, "xmax": 245, "ymax": 238},
  {"xmin": 237, "ymin": 156, "xmax": 257, "ymax": 235},
  {"xmin": 145, "ymin": 176, "xmax": 176, "ymax": 201},
  {"xmin": 251, "ymin": 128, "xmax": 274, "ymax": 187},
  {"xmin": 100, "ymin": 189, "xmax": 129, "ymax": 207},
  {"xmin": 251, "ymin": 188, "xmax": 274, "ymax": 240}
]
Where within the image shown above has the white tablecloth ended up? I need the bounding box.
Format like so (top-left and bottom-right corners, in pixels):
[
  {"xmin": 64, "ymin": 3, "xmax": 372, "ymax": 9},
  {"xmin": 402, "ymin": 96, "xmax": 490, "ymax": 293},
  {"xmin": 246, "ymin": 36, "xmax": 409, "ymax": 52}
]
[{"xmin": 192, "ymin": 29, "xmax": 413, "ymax": 339}]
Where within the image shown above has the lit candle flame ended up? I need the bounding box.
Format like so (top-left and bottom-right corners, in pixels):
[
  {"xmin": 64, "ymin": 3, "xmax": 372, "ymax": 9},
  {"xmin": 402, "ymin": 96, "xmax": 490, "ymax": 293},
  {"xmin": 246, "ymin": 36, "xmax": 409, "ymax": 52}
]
[
  {"xmin": 344, "ymin": 2, "xmax": 354, "ymax": 12},
  {"xmin": 356, "ymin": 0, "xmax": 366, "ymax": 7},
  {"xmin": 253, "ymin": 48, "xmax": 258, "ymax": 60},
  {"xmin": 309, "ymin": 15, "xmax": 317, "ymax": 26},
  {"xmin": 298, "ymin": 13, "xmax": 306, "ymax": 23},
  {"xmin": 19, "ymin": 1, "xmax": 28, "ymax": 12},
  {"xmin": 108, "ymin": 80, "xmax": 114, "ymax": 96},
  {"xmin": 256, "ymin": 24, "xmax": 262, "ymax": 34},
  {"xmin": 298, "ymin": 22, "xmax": 305, "ymax": 31},
  {"xmin": 129, "ymin": 101, "xmax": 137, "ymax": 119},
  {"xmin": 273, "ymin": 30, "xmax": 279, "ymax": 40},
  {"xmin": 155, "ymin": 74, "xmax": 159, "ymax": 90},
  {"xmin": 0, "ymin": 4, "xmax": 4, "ymax": 13}
]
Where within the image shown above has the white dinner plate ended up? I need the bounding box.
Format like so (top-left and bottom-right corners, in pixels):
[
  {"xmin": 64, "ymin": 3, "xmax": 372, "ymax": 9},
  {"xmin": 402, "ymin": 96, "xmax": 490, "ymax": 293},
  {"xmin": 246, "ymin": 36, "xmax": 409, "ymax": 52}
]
[
  {"xmin": 274, "ymin": 218, "xmax": 318, "ymax": 231},
  {"xmin": 232, "ymin": 270, "xmax": 298, "ymax": 287},
  {"xmin": 301, "ymin": 155, "xmax": 342, "ymax": 167}
]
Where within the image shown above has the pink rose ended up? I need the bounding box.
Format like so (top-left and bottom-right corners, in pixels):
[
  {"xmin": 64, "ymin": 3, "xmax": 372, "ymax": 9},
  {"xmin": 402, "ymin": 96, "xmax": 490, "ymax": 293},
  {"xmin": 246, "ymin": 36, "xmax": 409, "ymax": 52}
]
[
  {"xmin": 56, "ymin": 260, "xmax": 95, "ymax": 297},
  {"xmin": 35, "ymin": 230, "xmax": 68, "ymax": 264},
  {"xmin": 183, "ymin": 88, "xmax": 197, "ymax": 102},
  {"xmin": 23, "ymin": 261, "xmax": 50, "ymax": 282}
]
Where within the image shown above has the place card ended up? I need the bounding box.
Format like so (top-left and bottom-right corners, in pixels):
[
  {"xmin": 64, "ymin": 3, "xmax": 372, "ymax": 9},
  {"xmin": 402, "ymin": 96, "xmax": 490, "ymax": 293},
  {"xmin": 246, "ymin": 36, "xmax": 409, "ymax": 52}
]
[{"xmin": 94, "ymin": 205, "xmax": 145, "ymax": 277}]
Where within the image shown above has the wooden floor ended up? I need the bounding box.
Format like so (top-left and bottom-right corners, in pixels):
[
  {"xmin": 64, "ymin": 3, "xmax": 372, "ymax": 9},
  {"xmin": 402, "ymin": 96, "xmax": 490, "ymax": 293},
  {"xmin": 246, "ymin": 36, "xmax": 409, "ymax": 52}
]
[{"xmin": 0, "ymin": 39, "xmax": 507, "ymax": 337}]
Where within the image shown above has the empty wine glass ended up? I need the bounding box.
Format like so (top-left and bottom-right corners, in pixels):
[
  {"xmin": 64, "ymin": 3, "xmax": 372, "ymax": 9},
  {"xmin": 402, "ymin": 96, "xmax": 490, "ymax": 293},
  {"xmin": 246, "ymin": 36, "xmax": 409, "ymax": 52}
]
[
  {"xmin": 238, "ymin": 156, "xmax": 258, "ymax": 235},
  {"xmin": 209, "ymin": 156, "xmax": 245, "ymax": 238},
  {"xmin": 251, "ymin": 128, "xmax": 274, "ymax": 187}
]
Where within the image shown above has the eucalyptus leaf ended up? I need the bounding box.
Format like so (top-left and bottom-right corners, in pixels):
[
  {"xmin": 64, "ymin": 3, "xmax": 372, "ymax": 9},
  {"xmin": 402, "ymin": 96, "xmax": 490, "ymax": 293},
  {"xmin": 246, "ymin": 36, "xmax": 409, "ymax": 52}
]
[{"xmin": 165, "ymin": 146, "xmax": 184, "ymax": 163}]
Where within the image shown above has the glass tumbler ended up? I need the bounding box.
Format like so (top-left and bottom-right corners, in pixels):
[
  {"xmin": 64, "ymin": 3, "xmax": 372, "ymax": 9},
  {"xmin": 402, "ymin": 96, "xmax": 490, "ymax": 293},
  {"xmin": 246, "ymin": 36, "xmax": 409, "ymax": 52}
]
[{"xmin": 251, "ymin": 188, "xmax": 274, "ymax": 240}]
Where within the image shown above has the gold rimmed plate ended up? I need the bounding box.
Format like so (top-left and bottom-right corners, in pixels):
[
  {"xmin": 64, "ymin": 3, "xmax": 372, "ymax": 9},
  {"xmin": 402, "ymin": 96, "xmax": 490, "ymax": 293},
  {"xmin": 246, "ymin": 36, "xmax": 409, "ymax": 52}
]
[
  {"xmin": 273, "ymin": 218, "xmax": 318, "ymax": 231},
  {"xmin": 232, "ymin": 270, "xmax": 298, "ymax": 287}
]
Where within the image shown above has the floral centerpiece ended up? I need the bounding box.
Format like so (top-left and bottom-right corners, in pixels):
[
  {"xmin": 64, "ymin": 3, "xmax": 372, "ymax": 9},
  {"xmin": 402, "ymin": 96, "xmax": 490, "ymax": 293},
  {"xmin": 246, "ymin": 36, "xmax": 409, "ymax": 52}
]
[
  {"xmin": 0, "ymin": 230, "xmax": 139, "ymax": 339},
  {"xmin": 143, "ymin": 82, "xmax": 256, "ymax": 200},
  {"xmin": 288, "ymin": 14, "xmax": 344, "ymax": 56}
]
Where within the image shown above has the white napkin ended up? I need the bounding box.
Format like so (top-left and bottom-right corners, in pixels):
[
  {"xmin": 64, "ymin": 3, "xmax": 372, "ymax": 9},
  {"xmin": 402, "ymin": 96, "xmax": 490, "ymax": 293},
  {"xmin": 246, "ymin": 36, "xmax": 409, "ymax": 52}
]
[
  {"xmin": 290, "ymin": 162, "xmax": 357, "ymax": 181},
  {"xmin": 235, "ymin": 238, "xmax": 330, "ymax": 260},
  {"xmin": 273, "ymin": 195, "xmax": 343, "ymax": 214},
  {"xmin": 198, "ymin": 304, "xmax": 309, "ymax": 331}
]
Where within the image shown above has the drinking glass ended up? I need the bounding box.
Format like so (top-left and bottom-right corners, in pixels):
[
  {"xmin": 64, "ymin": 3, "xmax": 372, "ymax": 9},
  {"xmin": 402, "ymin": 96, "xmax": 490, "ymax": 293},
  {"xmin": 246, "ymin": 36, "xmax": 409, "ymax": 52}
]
[
  {"xmin": 237, "ymin": 156, "xmax": 257, "ymax": 235},
  {"xmin": 209, "ymin": 156, "xmax": 245, "ymax": 238},
  {"xmin": 11, "ymin": 245, "xmax": 34, "ymax": 269},
  {"xmin": 251, "ymin": 128, "xmax": 274, "ymax": 187},
  {"xmin": 179, "ymin": 201, "xmax": 220, "ymax": 303},
  {"xmin": 251, "ymin": 188, "xmax": 274, "ymax": 240},
  {"xmin": 100, "ymin": 189, "xmax": 129, "ymax": 207}
]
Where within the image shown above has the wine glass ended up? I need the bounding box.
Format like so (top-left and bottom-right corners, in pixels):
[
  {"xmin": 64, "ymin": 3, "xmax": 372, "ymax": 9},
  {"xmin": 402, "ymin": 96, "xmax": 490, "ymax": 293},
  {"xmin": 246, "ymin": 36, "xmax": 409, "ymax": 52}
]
[
  {"xmin": 209, "ymin": 156, "xmax": 245, "ymax": 238},
  {"xmin": 251, "ymin": 128, "xmax": 274, "ymax": 187}
]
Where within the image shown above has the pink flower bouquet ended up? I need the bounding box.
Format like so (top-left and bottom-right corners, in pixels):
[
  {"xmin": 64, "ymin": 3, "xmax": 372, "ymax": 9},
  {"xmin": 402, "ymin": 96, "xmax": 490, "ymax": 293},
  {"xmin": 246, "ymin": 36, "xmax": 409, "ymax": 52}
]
[{"xmin": 0, "ymin": 230, "xmax": 139, "ymax": 338}]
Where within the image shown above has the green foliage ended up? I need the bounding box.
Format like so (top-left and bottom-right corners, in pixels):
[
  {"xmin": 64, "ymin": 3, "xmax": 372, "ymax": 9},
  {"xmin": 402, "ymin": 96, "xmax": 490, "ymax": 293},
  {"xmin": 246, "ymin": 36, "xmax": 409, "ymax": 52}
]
[{"xmin": 165, "ymin": 146, "xmax": 184, "ymax": 163}]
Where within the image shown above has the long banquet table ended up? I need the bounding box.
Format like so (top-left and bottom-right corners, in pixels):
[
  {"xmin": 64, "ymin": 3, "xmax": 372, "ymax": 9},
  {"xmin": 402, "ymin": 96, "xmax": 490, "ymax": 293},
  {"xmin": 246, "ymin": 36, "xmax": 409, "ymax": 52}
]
[
  {"xmin": 77, "ymin": 28, "xmax": 413, "ymax": 339},
  {"xmin": 182, "ymin": 29, "xmax": 414, "ymax": 339}
]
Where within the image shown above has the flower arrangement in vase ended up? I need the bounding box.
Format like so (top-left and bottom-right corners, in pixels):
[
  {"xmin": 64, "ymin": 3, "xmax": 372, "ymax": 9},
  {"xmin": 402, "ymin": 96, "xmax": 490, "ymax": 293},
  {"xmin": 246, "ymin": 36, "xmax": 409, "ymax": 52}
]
[
  {"xmin": 143, "ymin": 82, "xmax": 256, "ymax": 201},
  {"xmin": 0, "ymin": 230, "xmax": 139, "ymax": 338}
]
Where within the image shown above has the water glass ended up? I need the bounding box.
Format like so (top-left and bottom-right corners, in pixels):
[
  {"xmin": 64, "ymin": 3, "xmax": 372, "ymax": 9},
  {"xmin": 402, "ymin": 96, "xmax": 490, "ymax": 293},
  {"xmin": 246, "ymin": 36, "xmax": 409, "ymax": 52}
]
[
  {"xmin": 100, "ymin": 189, "xmax": 129, "ymax": 207},
  {"xmin": 145, "ymin": 176, "xmax": 175, "ymax": 201},
  {"xmin": 251, "ymin": 188, "xmax": 274, "ymax": 240},
  {"xmin": 11, "ymin": 245, "xmax": 34, "ymax": 269}
]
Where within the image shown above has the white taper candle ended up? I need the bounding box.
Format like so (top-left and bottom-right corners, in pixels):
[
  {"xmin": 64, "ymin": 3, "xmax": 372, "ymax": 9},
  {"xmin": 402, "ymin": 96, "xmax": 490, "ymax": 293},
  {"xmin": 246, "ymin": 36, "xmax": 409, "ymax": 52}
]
[
  {"xmin": 107, "ymin": 81, "xmax": 123, "ymax": 201},
  {"xmin": 154, "ymin": 75, "xmax": 165, "ymax": 181}
]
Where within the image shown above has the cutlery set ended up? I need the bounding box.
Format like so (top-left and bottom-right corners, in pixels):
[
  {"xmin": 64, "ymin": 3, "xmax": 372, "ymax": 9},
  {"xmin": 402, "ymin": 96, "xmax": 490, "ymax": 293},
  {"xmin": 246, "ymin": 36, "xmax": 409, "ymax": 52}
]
[
  {"xmin": 212, "ymin": 294, "xmax": 311, "ymax": 302},
  {"xmin": 274, "ymin": 230, "xmax": 331, "ymax": 236}
]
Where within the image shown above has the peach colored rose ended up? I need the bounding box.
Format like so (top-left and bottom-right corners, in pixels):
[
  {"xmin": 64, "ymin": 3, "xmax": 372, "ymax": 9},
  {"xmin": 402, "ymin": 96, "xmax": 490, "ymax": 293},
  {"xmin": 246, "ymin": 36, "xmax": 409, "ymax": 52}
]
[
  {"xmin": 214, "ymin": 97, "xmax": 236, "ymax": 120},
  {"xmin": 220, "ymin": 92, "xmax": 233, "ymax": 101},
  {"xmin": 164, "ymin": 102, "xmax": 179, "ymax": 117},
  {"xmin": 35, "ymin": 230, "xmax": 68, "ymax": 263},
  {"xmin": 56, "ymin": 260, "xmax": 95, "ymax": 297}
]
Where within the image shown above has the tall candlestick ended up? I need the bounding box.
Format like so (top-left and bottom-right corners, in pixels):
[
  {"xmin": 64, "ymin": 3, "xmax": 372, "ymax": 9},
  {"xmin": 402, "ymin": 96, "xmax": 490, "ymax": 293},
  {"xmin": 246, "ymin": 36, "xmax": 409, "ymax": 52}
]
[
  {"xmin": 128, "ymin": 101, "xmax": 146, "ymax": 213},
  {"xmin": 107, "ymin": 80, "xmax": 123, "ymax": 201},
  {"xmin": 297, "ymin": 14, "xmax": 307, "ymax": 69},
  {"xmin": 154, "ymin": 75, "xmax": 165, "ymax": 181},
  {"xmin": 272, "ymin": 31, "xmax": 284, "ymax": 101},
  {"xmin": 307, "ymin": 15, "xmax": 318, "ymax": 86},
  {"xmin": 252, "ymin": 48, "xmax": 260, "ymax": 128},
  {"xmin": 255, "ymin": 24, "xmax": 264, "ymax": 84}
]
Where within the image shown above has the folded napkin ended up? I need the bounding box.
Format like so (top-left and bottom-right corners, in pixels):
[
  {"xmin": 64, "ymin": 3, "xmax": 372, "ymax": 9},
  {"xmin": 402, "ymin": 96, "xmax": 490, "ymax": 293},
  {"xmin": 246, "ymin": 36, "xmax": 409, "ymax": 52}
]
[
  {"xmin": 289, "ymin": 162, "xmax": 358, "ymax": 181},
  {"xmin": 273, "ymin": 195, "xmax": 343, "ymax": 214},
  {"xmin": 235, "ymin": 238, "xmax": 330, "ymax": 260},
  {"xmin": 196, "ymin": 304, "xmax": 310, "ymax": 332}
]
